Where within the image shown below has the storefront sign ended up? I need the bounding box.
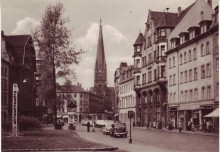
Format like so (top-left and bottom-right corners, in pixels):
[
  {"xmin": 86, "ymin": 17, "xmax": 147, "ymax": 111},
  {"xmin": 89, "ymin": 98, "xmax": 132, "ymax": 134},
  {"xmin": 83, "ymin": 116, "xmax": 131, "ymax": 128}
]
[{"xmin": 12, "ymin": 84, "xmax": 19, "ymax": 137}]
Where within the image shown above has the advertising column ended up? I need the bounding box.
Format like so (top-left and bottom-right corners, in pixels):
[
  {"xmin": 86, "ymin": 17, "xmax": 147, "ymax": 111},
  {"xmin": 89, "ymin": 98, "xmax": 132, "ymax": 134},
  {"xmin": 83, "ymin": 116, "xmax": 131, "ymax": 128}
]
[{"xmin": 12, "ymin": 84, "xmax": 19, "ymax": 137}]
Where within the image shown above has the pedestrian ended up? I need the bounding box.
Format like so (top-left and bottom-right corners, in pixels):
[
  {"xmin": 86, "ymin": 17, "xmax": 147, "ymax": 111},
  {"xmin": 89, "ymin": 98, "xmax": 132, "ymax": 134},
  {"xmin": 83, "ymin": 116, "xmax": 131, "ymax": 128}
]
[
  {"xmin": 87, "ymin": 121, "xmax": 90, "ymax": 132},
  {"xmin": 187, "ymin": 120, "xmax": 191, "ymax": 131},
  {"xmin": 206, "ymin": 121, "xmax": 210, "ymax": 132},
  {"xmin": 191, "ymin": 122, "xmax": 195, "ymax": 132},
  {"xmin": 146, "ymin": 121, "xmax": 149, "ymax": 129},
  {"xmin": 178, "ymin": 119, "xmax": 183, "ymax": 133}
]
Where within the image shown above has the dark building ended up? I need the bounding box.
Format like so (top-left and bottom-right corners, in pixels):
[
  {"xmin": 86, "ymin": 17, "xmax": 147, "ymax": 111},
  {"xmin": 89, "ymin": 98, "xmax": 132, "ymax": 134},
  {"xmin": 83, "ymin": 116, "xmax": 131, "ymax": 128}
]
[
  {"xmin": 90, "ymin": 19, "xmax": 115, "ymax": 115},
  {"xmin": 1, "ymin": 31, "xmax": 11, "ymax": 122},
  {"xmin": 3, "ymin": 33, "xmax": 37, "ymax": 117}
]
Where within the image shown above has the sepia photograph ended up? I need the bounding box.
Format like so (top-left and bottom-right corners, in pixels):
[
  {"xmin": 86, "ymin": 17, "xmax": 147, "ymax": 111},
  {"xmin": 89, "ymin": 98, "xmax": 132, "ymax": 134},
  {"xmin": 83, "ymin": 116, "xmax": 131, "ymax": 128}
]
[{"xmin": 1, "ymin": 0, "xmax": 219, "ymax": 151}]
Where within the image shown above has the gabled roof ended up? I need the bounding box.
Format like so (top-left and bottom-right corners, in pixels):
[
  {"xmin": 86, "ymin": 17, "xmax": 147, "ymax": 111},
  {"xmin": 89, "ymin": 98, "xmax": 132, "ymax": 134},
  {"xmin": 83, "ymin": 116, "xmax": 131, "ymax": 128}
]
[
  {"xmin": 56, "ymin": 85, "xmax": 86, "ymax": 93},
  {"xmin": 133, "ymin": 32, "xmax": 145, "ymax": 45},
  {"xmin": 5, "ymin": 35, "xmax": 31, "ymax": 47},
  {"xmin": 156, "ymin": 13, "xmax": 178, "ymax": 29}
]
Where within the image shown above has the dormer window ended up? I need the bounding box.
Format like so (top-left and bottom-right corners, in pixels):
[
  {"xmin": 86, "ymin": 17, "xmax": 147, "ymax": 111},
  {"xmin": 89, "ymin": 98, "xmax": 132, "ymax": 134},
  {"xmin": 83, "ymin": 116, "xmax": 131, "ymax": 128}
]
[
  {"xmin": 170, "ymin": 38, "xmax": 180, "ymax": 49},
  {"xmin": 188, "ymin": 26, "xmax": 200, "ymax": 39},
  {"xmin": 199, "ymin": 20, "xmax": 212, "ymax": 34},
  {"xmin": 179, "ymin": 32, "xmax": 189, "ymax": 44}
]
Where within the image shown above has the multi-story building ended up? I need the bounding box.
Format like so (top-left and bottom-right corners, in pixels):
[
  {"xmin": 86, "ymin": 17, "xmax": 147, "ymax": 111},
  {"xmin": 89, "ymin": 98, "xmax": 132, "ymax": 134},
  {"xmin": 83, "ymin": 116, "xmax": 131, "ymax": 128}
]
[
  {"xmin": 115, "ymin": 62, "xmax": 136, "ymax": 125},
  {"xmin": 1, "ymin": 31, "xmax": 10, "ymax": 122},
  {"xmin": 3, "ymin": 33, "xmax": 37, "ymax": 117},
  {"xmin": 133, "ymin": 9, "xmax": 182, "ymax": 127},
  {"xmin": 166, "ymin": 0, "xmax": 218, "ymax": 131},
  {"xmin": 56, "ymin": 84, "xmax": 89, "ymax": 122}
]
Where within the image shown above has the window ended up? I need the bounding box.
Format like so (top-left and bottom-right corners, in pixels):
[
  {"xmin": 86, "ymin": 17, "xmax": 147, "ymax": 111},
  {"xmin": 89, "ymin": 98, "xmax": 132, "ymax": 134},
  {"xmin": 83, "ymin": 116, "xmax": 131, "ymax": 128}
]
[
  {"xmin": 169, "ymin": 75, "xmax": 172, "ymax": 86},
  {"xmin": 194, "ymin": 68, "xmax": 198, "ymax": 80},
  {"xmin": 161, "ymin": 45, "xmax": 165, "ymax": 54},
  {"xmin": 194, "ymin": 89, "xmax": 198, "ymax": 101},
  {"xmin": 206, "ymin": 42, "xmax": 210, "ymax": 55},
  {"xmin": 170, "ymin": 93, "xmax": 172, "ymax": 103},
  {"xmin": 169, "ymin": 58, "xmax": 172, "ymax": 68},
  {"xmin": 207, "ymin": 63, "xmax": 211, "ymax": 77},
  {"xmin": 217, "ymin": 83, "xmax": 219, "ymax": 96},
  {"xmin": 184, "ymin": 52, "xmax": 187, "ymax": 63},
  {"xmin": 201, "ymin": 44, "xmax": 204, "ymax": 56},
  {"xmin": 180, "ymin": 54, "xmax": 183, "ymax": 65},
  {"xmin": 173, "ymin": 57, "xmax": 175, "ymax": 67},
  {"xmin": 180, "ymin": 72, "xmax": 183, "ymax": 83},
  {"xmin": 193, "ymin": 48, "xmax": 197, "ymax": 60},
  {"xmin": 148, "ymin": 71, "xmax": 152, "ymax": 82},
  {"xmin": 189, "ymin": 50, "xmax": 192, "ymax": 61},
  {"xmin": 180, "ymin": 91, "xmax": 183, "ymax": 102},
  {"xmin": 189, "ymin": 69, "xmax": 192, "ymax": 82},
  {"xmin": 154, "ymin": 69, "xmax": 157, "ymax": 81},
  {"xmin": 136, "ymin": 59, "xmax": 140, "ymax": 67},
  {"xmin": 74, "ymin": 94, "xmax": 76, "ymax": 97},
  {"xmin": 173, "ymin": 74, "xmax": 176, "ymax": 85},
  {"xmin": 184, "ymin": 71, "xmax": 188, "ymax": 83},
  {"xmin": 207, "ymin": 86, "xmax": 211, "ymax": 99},
  {"xmin": 201, "ymin": 65, "xmax": 205, "ymax": 78},
  {"xmin": 173, "ymin": 92, "xmax": 176, "ymax": 103},
  {"xmin": 80, "ymin": 94, "xmax": 83, "ymax": 98},
  {"xmin": 142, "ymin": 73, "xmax": 146, "ymax": 84},
  {"xmin": 185, "ymin": 90, "xmax": 188, "ymax": 102},
  {"xmin": 202, "ymin": 87, "xmax": 206, "ymax": 100},
  {"xmin": 216, "ymin": 58, "xmax": 219, "ymax": 71},
  {"xmin": 136, "ymin": 75, "xmax": 140, "ymax": 85},
  {"xmin": 160, "ymin": 29, "xmax": 166, "ymax": 36},
  {"xmin": 189, "ymin": 90, "xmax": 193, "ymax": 101}
]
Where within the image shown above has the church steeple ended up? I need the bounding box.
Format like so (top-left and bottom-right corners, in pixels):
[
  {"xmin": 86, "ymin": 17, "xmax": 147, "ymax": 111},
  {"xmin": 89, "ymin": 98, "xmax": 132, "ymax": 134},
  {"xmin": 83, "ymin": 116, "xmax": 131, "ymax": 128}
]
[{"xmin": 94, "ymin": 18, "xmax": 107, "ymax": 96}]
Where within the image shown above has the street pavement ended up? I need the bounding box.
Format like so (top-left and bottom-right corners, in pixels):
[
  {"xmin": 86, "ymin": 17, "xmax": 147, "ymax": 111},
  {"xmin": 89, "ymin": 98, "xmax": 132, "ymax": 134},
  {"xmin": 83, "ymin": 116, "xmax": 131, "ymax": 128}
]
[{"xmin": 68, "ymin": 123, "xmax": 219, "ymax": 152}]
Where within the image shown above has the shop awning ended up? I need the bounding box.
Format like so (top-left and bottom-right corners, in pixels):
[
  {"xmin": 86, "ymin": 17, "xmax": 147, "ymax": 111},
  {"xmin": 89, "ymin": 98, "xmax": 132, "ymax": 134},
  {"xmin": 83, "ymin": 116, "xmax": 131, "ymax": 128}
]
[{"xmin": 204, "ymin": 108, "xmax": 219, "ymax": 117}]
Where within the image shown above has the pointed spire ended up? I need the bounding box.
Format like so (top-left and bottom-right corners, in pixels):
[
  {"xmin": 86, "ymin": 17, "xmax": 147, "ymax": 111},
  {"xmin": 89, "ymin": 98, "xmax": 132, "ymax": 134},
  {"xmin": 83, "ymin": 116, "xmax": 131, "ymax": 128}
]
[{"xmin": 99, "ymin": 17, "xmax": 102, "ymax": 27}]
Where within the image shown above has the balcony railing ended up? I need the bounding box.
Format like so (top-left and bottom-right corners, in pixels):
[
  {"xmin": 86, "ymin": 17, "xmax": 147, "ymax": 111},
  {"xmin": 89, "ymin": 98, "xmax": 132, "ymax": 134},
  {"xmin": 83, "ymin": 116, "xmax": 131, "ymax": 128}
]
[
  {"xmin": 155, "ymin": 56, "xmax": 166, "ymax": 63},
  {"xmin": 133, "ymin": 68, "xmax": 141, "ymax": 74},
  {"xmin": 155, "ymin": 76, "xmax": 167, "ymax": 84}
]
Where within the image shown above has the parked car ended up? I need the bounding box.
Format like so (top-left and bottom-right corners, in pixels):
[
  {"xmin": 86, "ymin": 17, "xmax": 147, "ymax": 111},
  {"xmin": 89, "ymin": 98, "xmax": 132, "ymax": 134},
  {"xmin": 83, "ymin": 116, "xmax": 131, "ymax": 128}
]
[
  {"xmin": 109, "ymin": 122, "xmax": 128, "ymax": 138},
  {"xmin": 102, "ymin": 122, "xmax": 114, "ymax": 135}
]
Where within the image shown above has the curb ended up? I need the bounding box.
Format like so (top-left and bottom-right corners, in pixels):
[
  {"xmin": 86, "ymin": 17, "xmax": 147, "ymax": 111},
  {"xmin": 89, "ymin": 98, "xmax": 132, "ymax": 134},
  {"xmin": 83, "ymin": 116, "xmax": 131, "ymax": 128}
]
[
  {"xmin": 2, "ymin": 147, "xmax": 118, "ymax": 151},
  {"xmin": 135, "ymin": 127, "xmax": 219, "ymax": 137}
]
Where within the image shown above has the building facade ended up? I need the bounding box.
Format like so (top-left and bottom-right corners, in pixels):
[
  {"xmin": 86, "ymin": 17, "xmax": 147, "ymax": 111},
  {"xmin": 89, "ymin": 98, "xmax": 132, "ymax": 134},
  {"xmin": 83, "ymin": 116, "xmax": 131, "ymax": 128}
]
[
  {"xmin": 2, "ymin": 33, "xmax": 37, "ymax": 117},
  {"xmin": 166, "ymin": 0, "xmax": 218, "ymax": 131},
  {"xmin": 56, "ymin": 84, "xmax": 89, "ymax": 122},
  {"xmin": 1, "ymin": 31, "xmax": 10, "ymax": 122},
  {"xmin": 117, "ymin": 63, "xmax": 136, "ymax": 125},
  {"xmin": 133, "ymin": 9, "xmax": 182, "ymax": 127}
]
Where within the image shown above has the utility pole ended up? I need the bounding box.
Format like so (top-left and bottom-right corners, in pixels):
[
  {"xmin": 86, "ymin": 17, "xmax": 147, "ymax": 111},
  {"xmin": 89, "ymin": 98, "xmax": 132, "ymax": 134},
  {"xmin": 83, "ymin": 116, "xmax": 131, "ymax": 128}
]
[{"xmin": 128, "ymin": 110, "xmax": 134, "ymax": 144}]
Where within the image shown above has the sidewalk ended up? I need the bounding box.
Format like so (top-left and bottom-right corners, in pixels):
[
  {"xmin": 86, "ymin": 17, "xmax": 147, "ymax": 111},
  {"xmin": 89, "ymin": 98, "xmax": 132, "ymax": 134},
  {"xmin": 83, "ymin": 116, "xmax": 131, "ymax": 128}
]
[{"xmin": 134, "ymin": 126, "xmax": 219, "ymax": 137}]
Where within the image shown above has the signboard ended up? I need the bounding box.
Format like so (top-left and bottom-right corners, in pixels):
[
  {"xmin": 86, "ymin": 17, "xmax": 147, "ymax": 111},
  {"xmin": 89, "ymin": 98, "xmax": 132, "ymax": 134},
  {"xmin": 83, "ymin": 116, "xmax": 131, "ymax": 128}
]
[
  {"xmin": 128, "ymin": 111, "xmax": 134, "ymax": 119},
  {"xmin": 12, "ymin": 84, "xmax": 19, "ymax": 137},
  {"xmin": 67, "ymin": 108, "xmax": 76, "ymax": 112},
  {"xmin": 68, "ymin": 112, "xmax": 75, "ymax": 124}
]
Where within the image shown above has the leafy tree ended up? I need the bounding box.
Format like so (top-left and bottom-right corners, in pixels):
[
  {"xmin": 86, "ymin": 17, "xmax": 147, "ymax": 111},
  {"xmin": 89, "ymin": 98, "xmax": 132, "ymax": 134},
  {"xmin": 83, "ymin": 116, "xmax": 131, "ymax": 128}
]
[{"xmin": 33, "ymin": 2, "xmax": 83, "ymax": 128}]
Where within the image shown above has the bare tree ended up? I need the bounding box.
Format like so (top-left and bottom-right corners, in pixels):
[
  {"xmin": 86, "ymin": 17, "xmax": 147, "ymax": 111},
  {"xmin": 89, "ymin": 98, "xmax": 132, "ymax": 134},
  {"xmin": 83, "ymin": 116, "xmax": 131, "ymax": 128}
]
[{"xmin": 33, "ymin": 2, "xmax": 83, "ymax": 128}]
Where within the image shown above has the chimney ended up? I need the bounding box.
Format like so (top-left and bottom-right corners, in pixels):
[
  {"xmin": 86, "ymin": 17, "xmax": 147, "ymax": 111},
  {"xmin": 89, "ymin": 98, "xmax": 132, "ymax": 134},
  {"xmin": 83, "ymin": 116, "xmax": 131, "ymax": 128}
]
[
  {"xmin": 207, "ymin": 0, "xmax": 212, "ymax": 9},
  {"xmin": 178, "ymin": 7, "xmax": 182, "ymax": 16}
]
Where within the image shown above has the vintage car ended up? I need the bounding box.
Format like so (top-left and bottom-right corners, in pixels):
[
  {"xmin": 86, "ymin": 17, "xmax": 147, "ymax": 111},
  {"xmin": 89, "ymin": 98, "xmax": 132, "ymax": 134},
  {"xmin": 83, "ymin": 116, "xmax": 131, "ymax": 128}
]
[
  {"xmin": 102, "ymin": 122, "xmax": 114, "ymax": 135},
  {"xmin": 109, "ymin": 122, "xmax": 128, "ymax": 138}
]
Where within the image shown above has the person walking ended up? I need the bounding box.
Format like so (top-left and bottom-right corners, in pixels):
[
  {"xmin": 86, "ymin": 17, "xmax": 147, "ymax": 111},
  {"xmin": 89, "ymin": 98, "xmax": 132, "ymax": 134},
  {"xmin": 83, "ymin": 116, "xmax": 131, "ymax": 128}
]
[
  {"xmin": 178, "ymin": 119, "xmax": 183, "ymax": 133},
  {"xmin": 87, "ymin": 121, "xmax": 90, "ymax": 132}
]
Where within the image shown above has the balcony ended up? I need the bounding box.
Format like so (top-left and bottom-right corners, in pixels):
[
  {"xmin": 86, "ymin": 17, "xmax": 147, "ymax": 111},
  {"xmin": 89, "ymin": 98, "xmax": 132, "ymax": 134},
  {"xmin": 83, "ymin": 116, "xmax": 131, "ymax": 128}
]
[
  {"xmin": 133, "ymin": 68, "xmax": 141, "ymax": 74},
  {"xmin": 155, "ymin": 56, "xmax": 166, "ymax": 64},
  {"xmin": 133, "ymin": 51, "xmax": 141, "ymax": 57},
  {"xmin": 155, "ymin": 76, "xmax": 167, "ymax": 85},
  {"xmin": 134, "ymin": 82, "xmax": 141, "ymax": 90}
]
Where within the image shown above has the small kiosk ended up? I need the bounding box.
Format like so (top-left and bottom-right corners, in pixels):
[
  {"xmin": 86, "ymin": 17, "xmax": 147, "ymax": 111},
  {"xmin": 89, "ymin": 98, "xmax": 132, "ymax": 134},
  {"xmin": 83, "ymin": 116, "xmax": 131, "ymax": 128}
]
[{"xmin": 67, "ymin": 101, "xmax": 77, "ymax": 130}]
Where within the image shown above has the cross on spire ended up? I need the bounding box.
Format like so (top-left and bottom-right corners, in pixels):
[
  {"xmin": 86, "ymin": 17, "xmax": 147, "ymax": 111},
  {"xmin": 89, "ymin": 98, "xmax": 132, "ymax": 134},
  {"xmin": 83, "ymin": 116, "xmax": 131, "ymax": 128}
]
[{"xmin": 99, "ymin": 18, "xmax": 102, "ymax": 26}]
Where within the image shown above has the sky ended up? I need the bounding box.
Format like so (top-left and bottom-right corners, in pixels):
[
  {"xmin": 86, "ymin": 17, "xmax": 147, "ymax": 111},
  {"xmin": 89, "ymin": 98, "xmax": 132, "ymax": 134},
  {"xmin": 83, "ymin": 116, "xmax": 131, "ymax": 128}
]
[{"xmin": 1, "ymin": 0, "xmax": 218, "ymax": 90}]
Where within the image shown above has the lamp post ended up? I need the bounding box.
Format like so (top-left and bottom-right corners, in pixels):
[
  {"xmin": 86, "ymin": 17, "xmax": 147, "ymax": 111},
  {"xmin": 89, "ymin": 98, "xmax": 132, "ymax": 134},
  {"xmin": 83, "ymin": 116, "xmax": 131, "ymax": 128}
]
[{"xmin": 128, "ymin": 110, "xmax": 134, "ymax": 144}]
